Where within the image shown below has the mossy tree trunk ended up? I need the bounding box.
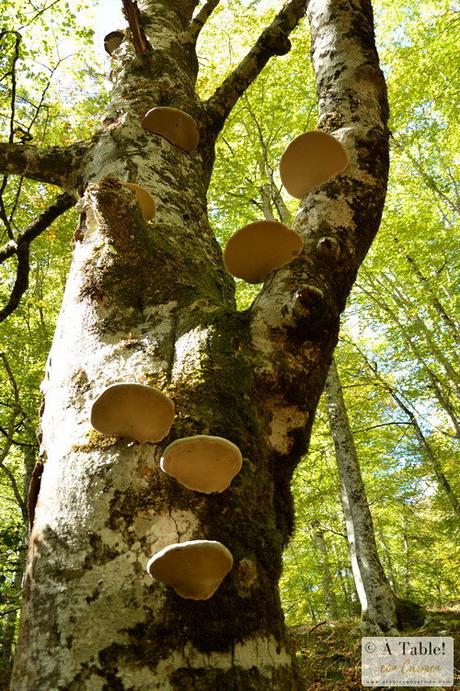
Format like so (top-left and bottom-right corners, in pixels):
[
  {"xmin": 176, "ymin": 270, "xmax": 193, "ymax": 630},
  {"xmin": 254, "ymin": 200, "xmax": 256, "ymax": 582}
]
[{"xmin": 6, "ymin": 0, "xmax": 389, "ymax": 687}]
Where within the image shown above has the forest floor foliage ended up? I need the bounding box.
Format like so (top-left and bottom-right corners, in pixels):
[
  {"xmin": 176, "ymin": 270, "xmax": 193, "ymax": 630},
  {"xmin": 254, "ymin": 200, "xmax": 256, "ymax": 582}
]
[{"xmin": 289, "ymin": 607, "xmax": 460, "ymax": 690}]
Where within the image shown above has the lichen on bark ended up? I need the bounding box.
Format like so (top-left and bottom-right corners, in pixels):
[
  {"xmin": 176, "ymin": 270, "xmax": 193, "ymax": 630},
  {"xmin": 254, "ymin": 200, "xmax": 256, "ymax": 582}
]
[{"xmin": 9, "ymin": 0, "xmax": 389, "ymax": 688}]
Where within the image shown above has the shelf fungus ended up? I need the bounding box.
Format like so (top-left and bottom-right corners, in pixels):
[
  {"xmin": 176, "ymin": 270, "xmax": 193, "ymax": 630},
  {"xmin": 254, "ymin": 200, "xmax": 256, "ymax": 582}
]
[
  {"xmin": 120, "ymin": 182, "xmax": 156, "ymax": 220},
  {"xmin": 142, "ymin": 107, "xmax": 199, "ymax": 152},
  {"xmin": 223, "ymin": 220, "xmax": 303, "ymax": 284},
  {"xmin": 161, "ymin": 435, "xmax": 242, "ymax": 493},
  {"xmin": 280, "ymin": 131, "xmax": 348, "ymax": 198},
  {"xmin": 90, "ymin": 383, "xmax": 174, "ymax": 442},
  {"xmin": 147, "ymin": 540, "xmax": 233, "ymax": 600},
  {"xmin": 104, "ymin": 30, "xmax": 125, "ymax": 55}
]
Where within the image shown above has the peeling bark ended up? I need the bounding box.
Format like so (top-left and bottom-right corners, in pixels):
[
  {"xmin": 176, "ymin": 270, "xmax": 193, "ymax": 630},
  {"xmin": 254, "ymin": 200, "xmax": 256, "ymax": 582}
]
[{"xmin": 11, "ymin": 0, "xmax": 391, "ymax": 687}]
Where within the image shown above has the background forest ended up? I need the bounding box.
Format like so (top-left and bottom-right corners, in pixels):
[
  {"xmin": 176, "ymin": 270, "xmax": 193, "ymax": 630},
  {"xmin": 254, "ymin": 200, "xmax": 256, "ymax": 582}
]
[{"xmin": 0, "ymin": 0, "xmax": 459, "ymax": 686}]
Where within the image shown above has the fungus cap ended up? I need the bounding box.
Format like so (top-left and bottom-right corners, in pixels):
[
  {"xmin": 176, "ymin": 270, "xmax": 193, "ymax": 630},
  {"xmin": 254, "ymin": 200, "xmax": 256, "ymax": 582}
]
[
  {"xmin": 223, "ymin": 220, "xmax": 303, "ymax": 283},
  {"xmin": 147, "ymin": 540, "xmax": 233, "ymax": 600},
  {"xmin": 161, "ymin": 435, "xmax": 242, "ymax": 493},
  {"xmin": 279, "ymin": 131, "xmax": 348, "ymax": 198},
  {"xmin": 120, "ymin": 182, "xmax": 156, "ymax": 220},
  {"xmin": 104, "ymin": 30, "xmax": 125, "ymax": 55},
  {"xmin": 142, "ymin": 107, "xmax": 199, "ymax": 152},
  {"xmin": 90, "ymin": 383, "xmax": 174, "ymax": 442}
]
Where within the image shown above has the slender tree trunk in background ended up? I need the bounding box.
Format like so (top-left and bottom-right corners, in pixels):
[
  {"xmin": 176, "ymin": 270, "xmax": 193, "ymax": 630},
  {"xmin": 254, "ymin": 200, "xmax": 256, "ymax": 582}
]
[
  {"xmin": 360, "ymin": 350, "xmax": 460, "ymax": 519},
  {"xmin": 403, "ymin": 525, "xmax": 412, "ymax": 599},
  {"xmin": 403, "ymin": 408, "xmax": 460, "ymax": 519},
  {"xmin": 7, "ymin": 0, "xmax": 391, "ymax": 686},
  {"xmin": 324, "ymin": 358, "xmax": 424, "ymax": 632},
  {"xmin": 392, "ymin": 238, "xmax": 460, "ymax": 344},
  {"xmin": 330, "ymin": 541, "xmax": 359, "ymax": 617},
  {"xmin": 382, "ymin": 273, "xmax": 460, "ymax": 395},
  {"xmin": 311, "ymin": 523, "xmax": 338, "ymax": 619},
  {"xmin": 359, "ymin": 277, "xmax": 460, "ymax": 436},
  {"xmin": 307, "ymin": 598, "xmax": 318, "ymax": 625},
  {"xmin": 377, "ymin": 527, "xmax": 398, "ymax": 593},
  {"xmin": 0, "ymin": 556, "xmax": 22, "ymax": 686},
  {"xmin": 0, "ymin": 439, "xmax": 36, "ymax": 686}
]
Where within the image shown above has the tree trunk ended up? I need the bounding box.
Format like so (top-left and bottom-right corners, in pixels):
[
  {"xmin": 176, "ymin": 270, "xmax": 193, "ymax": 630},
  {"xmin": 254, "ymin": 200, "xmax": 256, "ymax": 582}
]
[
  {"xmin": 359, "ymin": 349, "xmax": 460, "ymax": 520},
  {"xmin": 10, "ymin": 0, "xmax": 390, "ymax": 686},
  {"xmin": 330, "ymin": 539, "xmax": 359, "ymax": 617},
  {"xmin": 311, "ymin": 524, "xmax": 338, "ymax": 619},
  {"xmin": 377, "ymin": 526, "xmax": 399, "ymax": 593},
  {"xmin": 324, "ymin": 358, "xmax": 424, "ymax": 632}
]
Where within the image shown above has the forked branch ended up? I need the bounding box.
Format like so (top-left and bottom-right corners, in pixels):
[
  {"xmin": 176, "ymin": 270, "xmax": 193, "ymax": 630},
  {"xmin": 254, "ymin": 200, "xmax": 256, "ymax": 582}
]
[
  {"xmin": 206, "ymin": 0, "xmax": 308, "ymax": 128},
  {"xmin": 188, "ymin": 0, "xmax": 221, "ymax": 43}
]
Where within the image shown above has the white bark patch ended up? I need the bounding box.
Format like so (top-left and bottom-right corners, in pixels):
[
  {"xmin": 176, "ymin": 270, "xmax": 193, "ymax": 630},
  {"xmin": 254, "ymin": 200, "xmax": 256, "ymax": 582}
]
[
  {"xmin": 250, "ymin": 287, "xmax": 292, "ymax": 371},
  {"xmin": 63, "ymin": 552, "xmax": 148, "ymax": 671},
  {"xmin": 145, "ymin": 636, "xmax": 293, "ymax": 689},
  {"xmin": 171, "ymin": 326, "xmax": 210, "ymax": 382},
  {"xmin": 142, "ymin": 510, "xmax": 199, "ymax": 555},
  {"xmin": 301, "ymin": 190, "xmax": 355, "ymax": 231},
  {"xmin": 269, "ymin": 406, "xmax": 309, "ymax": 454},
  {"xmin": 250, "ymin": 288, "xmax": 318, "ymax": 371}
]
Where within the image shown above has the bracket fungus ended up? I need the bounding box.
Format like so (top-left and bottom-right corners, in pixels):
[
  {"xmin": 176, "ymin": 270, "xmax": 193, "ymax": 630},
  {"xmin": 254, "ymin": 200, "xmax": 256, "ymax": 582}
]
[
  {"xmin": 90, "ymin": 383, "xmax": 174, "ymax": 442},
  {"xmin": 147, "ymin": 540, "xmax": 233, "ymax": 600},
  {"xmin": 223, "ymin": 220, "xmax": 303, "ymax": 283},
  {"xmin": 120, "ymin": 182, "xmax": 156, "ymax": 220},
  {"xmin": 104, "ymin": 30, "xmax": 125, "ymax": 55},
  {"xmin": 161, "ymin": 435, "xmax": 242, "ymax": 493},
  {"xmin": 279, "ymin": 130, "xmax": 348, "ymax": 198},
  {"xmin": 142, "ymin": 107, "xmax": 199, "ymax": 152}
]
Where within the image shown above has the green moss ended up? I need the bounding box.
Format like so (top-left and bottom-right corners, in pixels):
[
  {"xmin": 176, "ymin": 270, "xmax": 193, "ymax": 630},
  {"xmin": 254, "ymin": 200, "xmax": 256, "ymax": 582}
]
[
  {"xmin": 171, "ymin": 666, "xmax": 301, "ymax": 690},
  {"xmin": 71, "ymin": 429, "xmax": 118, "ymax": 452}
]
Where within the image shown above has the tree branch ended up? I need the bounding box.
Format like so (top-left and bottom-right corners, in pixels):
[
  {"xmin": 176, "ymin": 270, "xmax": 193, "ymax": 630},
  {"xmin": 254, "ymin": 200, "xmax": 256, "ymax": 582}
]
[
  {"xmin": 248, "ymin": 0, "xmax": 390, "ymax": 449},
  {"xmin": 0, "ymin": 353, "xmax": 26, "ymax": 519},
  {"xmin": 0, "ymin": 140, "xmax": 90, "ymax": 189},
  {"xmin": 206, "ymin": 0, "xmax": 307, "ymax": 128},
  {"xmin": 122, "ymin": 0, "xmax": 152, "ymax": 55},
  {"xmin": 0, "ymin": 192, "xmax": 75, "ymax": 322},
  {"xmin": 188, "ymin": 0, "xmax": 220, "ymax": 43},
  {"xmin": 1, "ymin": 30, "xmax": 22, "ymax": 239}
]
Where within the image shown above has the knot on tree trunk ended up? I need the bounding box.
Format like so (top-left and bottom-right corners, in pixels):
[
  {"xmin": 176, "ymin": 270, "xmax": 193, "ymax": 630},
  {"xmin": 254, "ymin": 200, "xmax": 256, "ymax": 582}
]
[
  {"xmin": 316, "ymin": 236, "xmax": 341, "ymax": 260},
  {"xmin": 261, "ymin": 28, "xmax": 292, "ymax": 56}
]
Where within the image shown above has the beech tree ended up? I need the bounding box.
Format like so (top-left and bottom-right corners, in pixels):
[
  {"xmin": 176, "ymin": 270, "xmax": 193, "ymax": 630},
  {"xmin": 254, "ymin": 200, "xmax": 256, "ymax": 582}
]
[
  {"xmin": 3, "ymin": 0, "xmax": 390, "ymax": 687},
  {"xmin": 324, "ymin": 357, "xmax": 425, "ymax": 633}
]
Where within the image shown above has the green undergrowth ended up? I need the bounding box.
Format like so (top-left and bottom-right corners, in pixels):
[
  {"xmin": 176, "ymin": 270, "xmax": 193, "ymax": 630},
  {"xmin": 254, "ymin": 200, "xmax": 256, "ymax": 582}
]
[{"xmin": 288, "ymin": 608, "xmax": 460, "ymax": 690}]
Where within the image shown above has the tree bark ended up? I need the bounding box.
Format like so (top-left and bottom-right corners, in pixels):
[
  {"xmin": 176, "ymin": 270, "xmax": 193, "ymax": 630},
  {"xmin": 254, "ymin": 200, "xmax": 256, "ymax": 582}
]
[
  {"xmin": 311, "ymin": 523, "xmax": 339, "ymax": 619},
  {"xmin": 10, "ymin": 0, "xmax": 390, "ymax": 687},
  {"xmin": 324, "ymin": 358, "xmax": 424, "ymax": 633}
]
